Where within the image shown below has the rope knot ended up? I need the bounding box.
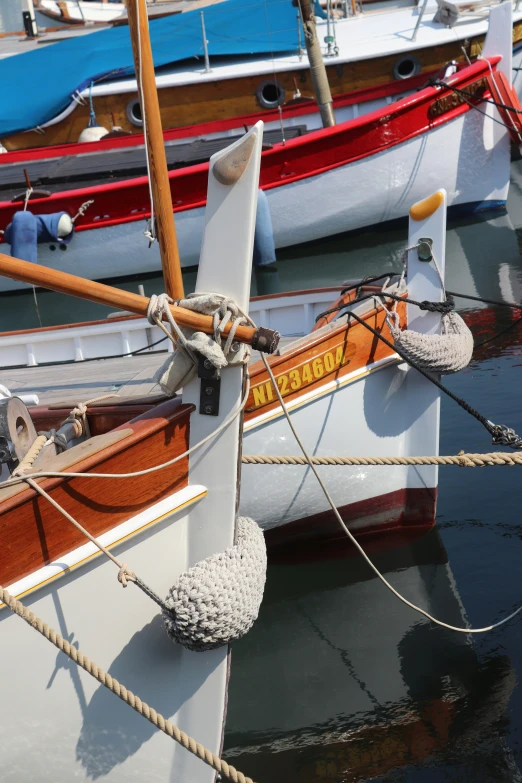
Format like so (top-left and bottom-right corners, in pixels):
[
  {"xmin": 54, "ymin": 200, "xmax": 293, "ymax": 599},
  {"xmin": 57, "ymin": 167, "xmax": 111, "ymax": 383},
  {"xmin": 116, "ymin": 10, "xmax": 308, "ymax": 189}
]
[
  {"xmin": 417, "ymin": 296, "xmax": 455, "ymax": 315},
  {"xmin": 117, "ymin": 564, "xmax": 137, "ymax": 588},
  {"xmin": 147, "ymin": 293, "xmax": 175, "ymax": 326}
]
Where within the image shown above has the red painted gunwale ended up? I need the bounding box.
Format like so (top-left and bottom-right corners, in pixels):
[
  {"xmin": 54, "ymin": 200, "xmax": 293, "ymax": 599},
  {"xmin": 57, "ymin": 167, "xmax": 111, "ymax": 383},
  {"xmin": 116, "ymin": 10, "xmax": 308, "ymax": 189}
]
[
  {"xmin": 0, "ymin": 58, "xmax": 498, "ymax": 238},
  {"xmin": 0, "ymin": 70, "xmax": 435, "ymax": 167}
]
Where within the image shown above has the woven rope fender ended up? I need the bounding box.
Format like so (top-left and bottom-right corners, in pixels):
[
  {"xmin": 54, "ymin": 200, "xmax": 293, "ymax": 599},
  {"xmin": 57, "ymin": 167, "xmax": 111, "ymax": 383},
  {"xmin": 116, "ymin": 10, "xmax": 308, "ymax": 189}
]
[
  {"xmin": 391, "ymin": 311, "xmax": 474, "ymax": 374},
  {"xmin": 162, "ymin": 517, "xmax": 267, "ymax": 651}
]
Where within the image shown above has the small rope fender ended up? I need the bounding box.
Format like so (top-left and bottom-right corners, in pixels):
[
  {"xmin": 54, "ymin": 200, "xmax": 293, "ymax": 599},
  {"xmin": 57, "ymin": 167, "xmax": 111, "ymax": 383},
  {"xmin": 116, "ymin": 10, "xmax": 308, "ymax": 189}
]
[
  {"xmin": 390, "ymin": 311, "xmax": 474, "ymax": 374},
  {"xmin": 162, "ymin": 517, "xmax": 267, "ymax": 652}
]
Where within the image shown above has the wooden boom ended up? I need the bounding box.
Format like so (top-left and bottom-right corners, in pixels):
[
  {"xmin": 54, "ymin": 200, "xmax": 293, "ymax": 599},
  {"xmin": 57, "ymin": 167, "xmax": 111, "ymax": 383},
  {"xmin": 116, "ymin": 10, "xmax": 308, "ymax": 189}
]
[{"xmin": 0, "ymin": 253, "xmax": 279, "ymax": 352}]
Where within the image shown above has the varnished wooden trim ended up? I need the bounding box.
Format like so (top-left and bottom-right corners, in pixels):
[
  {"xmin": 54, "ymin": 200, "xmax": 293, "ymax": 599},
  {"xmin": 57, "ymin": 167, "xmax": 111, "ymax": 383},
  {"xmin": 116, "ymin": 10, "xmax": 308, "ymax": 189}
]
[
  {"xmin": 3, "ymin": 485, "xmax": 207, "ymax": 603},
  {"xmin": 0, "ymin": 398, "xmax": 193, "ymax": 587}
]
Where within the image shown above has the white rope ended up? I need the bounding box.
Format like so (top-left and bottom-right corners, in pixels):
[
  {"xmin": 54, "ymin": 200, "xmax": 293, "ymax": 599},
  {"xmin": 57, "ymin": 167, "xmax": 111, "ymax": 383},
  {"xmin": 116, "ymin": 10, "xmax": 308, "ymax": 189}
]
[
  {"xmin": 260, "ymin": 353, "xmax": 522, "ymax": 634},
  {"xmin": 72, "ymin": 199, "xmax": 94, "ymax": 224}
]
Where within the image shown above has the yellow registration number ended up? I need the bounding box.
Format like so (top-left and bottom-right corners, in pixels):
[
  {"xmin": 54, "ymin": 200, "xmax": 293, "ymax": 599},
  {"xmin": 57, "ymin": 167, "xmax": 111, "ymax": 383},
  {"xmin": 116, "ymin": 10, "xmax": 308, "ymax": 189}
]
[{"xmin": 250, "ymin": 342, "xmax": 356, "ymax": 410}]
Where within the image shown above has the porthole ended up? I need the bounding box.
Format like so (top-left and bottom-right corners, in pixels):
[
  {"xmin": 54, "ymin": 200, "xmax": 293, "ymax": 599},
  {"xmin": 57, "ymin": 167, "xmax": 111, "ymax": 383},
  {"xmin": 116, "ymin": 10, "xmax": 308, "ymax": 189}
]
[
  {"xmin": 126, "ymin": 97, "xmax": 143, "ymax": 127},
  {"xmin": 256, "ymin": 80, "xmax": 286, "ymax": 110},
  {"xmin": 393, "ymin": 55, "xmax": 421, "ymax": 81}
]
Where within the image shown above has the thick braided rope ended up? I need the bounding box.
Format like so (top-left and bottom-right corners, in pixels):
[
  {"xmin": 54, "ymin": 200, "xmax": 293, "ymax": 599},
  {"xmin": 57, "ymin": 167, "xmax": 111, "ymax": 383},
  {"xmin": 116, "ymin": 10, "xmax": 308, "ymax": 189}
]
[
  {"xmin": 163, "ymin": 517, "xmax": 267, "ymax": 651},
  {"xmin": 389, "ymin": 311, "xmax": 474, "ymax": 374},
  {"xmin": 0, "ymin": 586, "xmax": 254, "ymax": 783},
  {"xmin": 242, "ymin": 452, "xmax": 522, "ymax": 467}
]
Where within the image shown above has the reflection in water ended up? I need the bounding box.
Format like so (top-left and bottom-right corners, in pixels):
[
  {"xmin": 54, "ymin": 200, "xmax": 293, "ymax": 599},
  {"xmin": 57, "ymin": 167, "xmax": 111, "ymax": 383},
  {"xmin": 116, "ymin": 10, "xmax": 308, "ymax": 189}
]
[{"xmin": 223, "ymin": 531, "xmax": 516, "ymax": 782}]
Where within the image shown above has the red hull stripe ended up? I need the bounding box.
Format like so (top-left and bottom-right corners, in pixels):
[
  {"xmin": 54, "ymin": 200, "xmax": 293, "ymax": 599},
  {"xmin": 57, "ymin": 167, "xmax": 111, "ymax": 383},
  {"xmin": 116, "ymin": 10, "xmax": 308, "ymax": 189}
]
[
  {"xmin": 0, "ymin": 58, "xmax": 499, "ymax": 238},
  {"xmin": 0, "ymin": 70, "xmax": 435, "ymax": 166},
  {"xmin": 264, "ymin": 485, "xmax": 438, "ymax": 551}
]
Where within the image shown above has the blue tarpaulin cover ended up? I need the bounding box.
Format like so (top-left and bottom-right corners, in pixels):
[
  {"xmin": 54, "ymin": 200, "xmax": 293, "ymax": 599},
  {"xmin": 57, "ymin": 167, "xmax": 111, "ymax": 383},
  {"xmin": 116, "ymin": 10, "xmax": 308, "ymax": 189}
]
[{"xmin": 0, "ymin": 0, "xmax": 299, "ymax": 138}]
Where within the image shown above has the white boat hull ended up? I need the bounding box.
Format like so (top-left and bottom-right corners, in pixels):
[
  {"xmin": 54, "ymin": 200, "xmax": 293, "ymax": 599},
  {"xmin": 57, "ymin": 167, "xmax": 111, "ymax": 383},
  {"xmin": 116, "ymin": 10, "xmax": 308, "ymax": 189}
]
[{"xmin": 240, "ymin": 355, "xmax": 439, "ymax": 540}]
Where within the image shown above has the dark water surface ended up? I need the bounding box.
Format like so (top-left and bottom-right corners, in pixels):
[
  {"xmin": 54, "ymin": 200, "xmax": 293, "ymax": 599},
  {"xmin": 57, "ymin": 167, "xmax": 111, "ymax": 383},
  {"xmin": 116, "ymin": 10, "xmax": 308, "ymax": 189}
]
[{"xmin": 3, "ymin": 4, "xmax": 522, "ymax": 777}]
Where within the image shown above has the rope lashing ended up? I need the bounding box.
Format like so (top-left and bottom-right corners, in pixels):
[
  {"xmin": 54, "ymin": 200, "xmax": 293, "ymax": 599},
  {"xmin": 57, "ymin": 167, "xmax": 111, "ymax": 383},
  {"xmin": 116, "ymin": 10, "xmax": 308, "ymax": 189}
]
[
  {"xmin": 0, "ymin": 585, "xmax": 255, "ymax": 783},
  {"xmin": 163, "ymin": 517, "xmax": 267, "ymax": 651},
  {"xmin": 241, "ymin": 451, "xmax": 522, "ymax": 467},
  {"xmin": 148, "ymin": 292, "xmax": 252, "ymax": 397},
  {"xmin": 59, "ymin": 393, "xmax": 119, "ymax": 439}
]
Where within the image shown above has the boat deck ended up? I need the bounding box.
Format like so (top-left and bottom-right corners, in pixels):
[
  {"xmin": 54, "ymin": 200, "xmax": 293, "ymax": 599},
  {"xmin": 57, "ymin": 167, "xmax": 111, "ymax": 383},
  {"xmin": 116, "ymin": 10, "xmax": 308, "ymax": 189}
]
[{"xmin": 3, "ymin": 338, "xmax": 297, "ymax": 407}]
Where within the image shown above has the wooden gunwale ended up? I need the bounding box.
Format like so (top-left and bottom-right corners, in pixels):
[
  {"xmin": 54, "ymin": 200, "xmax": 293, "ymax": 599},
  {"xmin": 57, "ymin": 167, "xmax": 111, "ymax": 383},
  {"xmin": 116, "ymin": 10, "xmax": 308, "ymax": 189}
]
[
  {"xmin": 0, "ymin": 71, "xmax": 435, "ymax": 164},
  {"xmin": 245, "ymin": 298, "xmax": 406, "ymax": 419},
  {"xmin": 0, "ymin": 398, "xmax": 194, "ymax": 587},
  {"xmin": 3, "ymin": 21, "xmax": 521, "ymax": 151}
]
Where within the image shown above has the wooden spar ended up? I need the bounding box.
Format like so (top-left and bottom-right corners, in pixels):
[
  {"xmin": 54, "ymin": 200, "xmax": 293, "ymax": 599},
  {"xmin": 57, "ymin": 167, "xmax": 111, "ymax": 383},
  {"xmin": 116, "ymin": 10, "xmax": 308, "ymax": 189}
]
[
  {"xmin": 125, "ymin": 0, "xmax": 185, "ymax": 300},
  {"xmin": 0, "ymin": 253, "xmax": 278, "ymax": 351},
  {"xmin": 297, "ymin": 0, "xmax": 335, "ymax": 128}
]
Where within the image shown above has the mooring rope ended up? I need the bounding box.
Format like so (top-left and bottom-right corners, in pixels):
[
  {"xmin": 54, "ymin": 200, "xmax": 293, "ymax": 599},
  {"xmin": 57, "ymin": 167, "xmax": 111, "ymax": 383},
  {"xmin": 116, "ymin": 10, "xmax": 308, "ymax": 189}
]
[
  {"xmin": 241, "ymin": 451, "xmax": 522, "ymax": 467},
  {"xmin": 0, "ymin": 586, "xmax": 254, "ymax": 783}
]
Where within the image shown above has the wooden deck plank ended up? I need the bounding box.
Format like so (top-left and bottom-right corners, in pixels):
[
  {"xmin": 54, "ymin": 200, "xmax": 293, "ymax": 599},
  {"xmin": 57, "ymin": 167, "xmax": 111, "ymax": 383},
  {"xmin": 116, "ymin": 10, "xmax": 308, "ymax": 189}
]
[{"xmin": 1, "ymin": 336, "xmax": 297, "ymax": 408}]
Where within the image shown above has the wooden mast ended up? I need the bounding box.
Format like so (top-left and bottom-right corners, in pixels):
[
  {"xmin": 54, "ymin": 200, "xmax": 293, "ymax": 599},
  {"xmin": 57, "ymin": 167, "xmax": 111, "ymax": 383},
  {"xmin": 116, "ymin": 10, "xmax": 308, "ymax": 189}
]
[
  {"xmin": 297, "ymin": 0, "xmax": 335, "ymax": 128},
  {"xmin": 125, "ymin": 0, "xmax": 185, "ymax": 299}
]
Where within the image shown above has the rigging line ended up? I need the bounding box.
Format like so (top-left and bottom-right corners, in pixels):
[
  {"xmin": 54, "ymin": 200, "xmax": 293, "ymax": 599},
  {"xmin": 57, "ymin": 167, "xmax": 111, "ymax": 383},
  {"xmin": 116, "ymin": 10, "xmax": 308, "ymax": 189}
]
[
  {"xmin": 447, "ymin": 290, "xmax": 522, "ymax": 310},
  {"xmin": 263, "ymin": 0, "xmax": 286, "ymax": 144},
  {"xmin": 442, "ymin": 80, "xmax": 522, "ymax": 115},
  {"xmin": 335, "ymin": 305, "xmax": 503, "ymax": 439},
  {"xmin": 260, "ymin": 353, "xmax": 522, "ymax": 634},
  {"xmin": 136, "ymin": 0, "xmax": 156, "ymax": 245}
]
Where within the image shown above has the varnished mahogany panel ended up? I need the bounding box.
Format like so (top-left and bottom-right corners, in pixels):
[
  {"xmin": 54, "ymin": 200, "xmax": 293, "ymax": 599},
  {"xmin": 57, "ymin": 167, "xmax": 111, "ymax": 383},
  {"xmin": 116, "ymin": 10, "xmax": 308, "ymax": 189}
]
[{"xmin": 0, "ymin": 398, "xmax": 193, "ymax": 587}]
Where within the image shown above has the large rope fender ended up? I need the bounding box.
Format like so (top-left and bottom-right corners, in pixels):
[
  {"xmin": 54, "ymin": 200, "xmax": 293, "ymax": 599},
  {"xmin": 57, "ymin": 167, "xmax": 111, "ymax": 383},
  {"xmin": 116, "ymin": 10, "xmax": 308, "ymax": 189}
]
[
  {"xmin": 162, "ymin": 517, "xmax": 267, "ymax": 652},
  {"xmin": 390, "ymin": 311, "xmax": 474, "ymax": 374},
  {"xmin": 486, "ymin": 70, "xmax": 522, "ymax": 146}
]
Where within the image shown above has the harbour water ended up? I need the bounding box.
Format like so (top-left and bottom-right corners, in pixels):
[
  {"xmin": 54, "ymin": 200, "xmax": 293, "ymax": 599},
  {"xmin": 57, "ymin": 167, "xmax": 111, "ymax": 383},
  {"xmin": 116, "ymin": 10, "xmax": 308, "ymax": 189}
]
[{"xmin": 3, "ymin": 2, "xmax": 522, "ymax": 781}]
